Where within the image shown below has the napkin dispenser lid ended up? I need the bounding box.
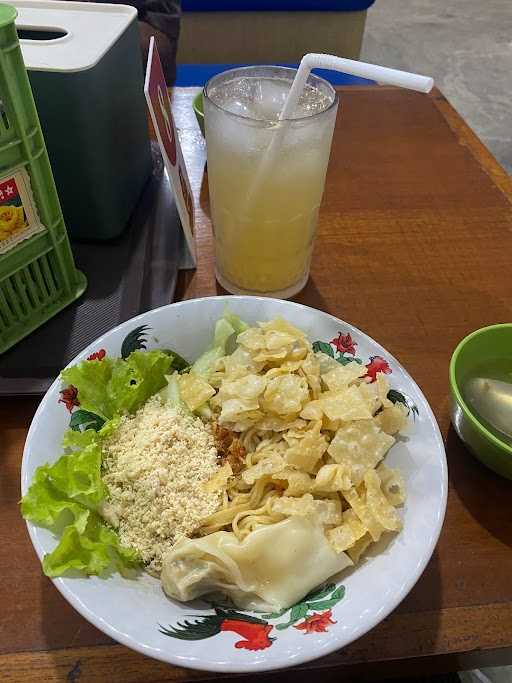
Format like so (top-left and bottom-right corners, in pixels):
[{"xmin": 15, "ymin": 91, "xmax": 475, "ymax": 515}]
[{"xmin": 12, "ymin": 0, "xmax": 137, "ymax": 72}]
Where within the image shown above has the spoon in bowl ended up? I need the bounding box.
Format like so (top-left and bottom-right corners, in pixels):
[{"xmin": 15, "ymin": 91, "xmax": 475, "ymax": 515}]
[{"xmin": 463, "ymin": 377, "xmax": 512, "ymax": 444}]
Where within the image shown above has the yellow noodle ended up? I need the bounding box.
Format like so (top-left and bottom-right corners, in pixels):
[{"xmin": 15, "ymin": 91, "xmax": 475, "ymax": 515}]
[
  {"xmin": 236, "ymin": 514, "xmax": 283, "ymax": 540},
  {"xmin": 231, "ymin": 490, "xmax": 279, "ymax": 532},
  {"xmin": 241, "ymin": 426, "xmax": 259, "ymax": 453},
  {"xmin": 232, "ymin": 505, "xmax": 267, "ymax": 538},
  {"xmin": 201, "ymin": 476, "xmax": 272, "ymax": 532}
]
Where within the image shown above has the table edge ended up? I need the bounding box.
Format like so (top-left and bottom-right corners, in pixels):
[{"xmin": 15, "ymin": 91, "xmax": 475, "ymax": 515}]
[
  {"xmin": 2, "ymin": 643, "xmax": 512, "ymax": 683},
  {"xmin": 428, "ymin": 88, "xmax": 512, "ymax": 202}
]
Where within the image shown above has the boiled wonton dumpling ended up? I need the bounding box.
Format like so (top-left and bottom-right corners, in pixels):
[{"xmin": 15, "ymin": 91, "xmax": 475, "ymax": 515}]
[{"xmin": 161, "ymin": 516, "xmax": 352, "ymax": 611}]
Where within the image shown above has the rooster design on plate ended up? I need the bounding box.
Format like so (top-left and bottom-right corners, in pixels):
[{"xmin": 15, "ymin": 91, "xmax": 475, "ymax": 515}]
[{"xmin": 159, "ymin": 583, "xmax": 345, "ymax": 650}]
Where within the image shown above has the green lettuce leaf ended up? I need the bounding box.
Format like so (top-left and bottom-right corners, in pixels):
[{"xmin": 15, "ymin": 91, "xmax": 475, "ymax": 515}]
[
  {"xmin": 213, "ymin": 310, "xmax": 248, "ymax": 351},
  {"xmin": 22, "ymin": 425, "xmax": 139, "ymax": 577},
  {"xmin": 158, "ymin": 372, "xmax": 191, "ymax": 414},
  {"xmin": 61, "ymin": 350, "xmax": 172, "ymax": 419},
  {"xmin": 223, "ymin": 310, "xmax": 249, "ymax": 336},
  {"xmin": 22, "ymin": 429, "xmax": 106, "ymax": 516},
  {"xmin": 190, "ymin": 347, "xmax": 225, "ymax": 379},
  {"xmin": 62, "ymin": 428, "xmax": 98, "ymax": 450},
  {"xmin": 108, "ymin": 350, "xmax": 172, "ymax": 415},
  {"xmin": 49, "ymin": 439, "xmax": 106, "ymax": 507},
  {"xmin": 21, "ymin": 465, "xmax": 91, "ymax": 533},
  {"xmin": 191, "ymin": 310, "xmax": 248, "ymax": 380},
  {"xmin": 61, "ymin": 357, "xmax": 114, "ymax": 419},
  {"xmin": 42, "ymin": 513, "xmax": 139, "ymax": 577}
]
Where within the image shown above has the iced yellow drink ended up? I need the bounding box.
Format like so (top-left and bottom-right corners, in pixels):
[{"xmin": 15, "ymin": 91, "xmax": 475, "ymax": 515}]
[{"xmin": 203, "ymin": 66, "xmax": 338, "ymax": 298}]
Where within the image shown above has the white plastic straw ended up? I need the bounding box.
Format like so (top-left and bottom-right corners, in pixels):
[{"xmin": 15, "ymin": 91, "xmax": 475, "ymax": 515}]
[
  {"xmin": 246, "ymin": 54, "xmax": 433, "ymax": 207},
  {"xmin": 279, "ymin": 53, "xmax": 433, "ymax": 121}
]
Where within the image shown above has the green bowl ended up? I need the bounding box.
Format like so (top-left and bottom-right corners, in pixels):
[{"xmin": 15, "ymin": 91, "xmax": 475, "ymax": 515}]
[
  {"xmin": 449, "ymin": 323, "xmax": 512, "ymax": 479},
  {"xmin": 193, "ymin": 91, "xmax": 204, "ymax": 137}
]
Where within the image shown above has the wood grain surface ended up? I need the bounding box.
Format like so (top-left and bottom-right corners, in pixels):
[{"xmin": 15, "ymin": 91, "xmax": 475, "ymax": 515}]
[{"xmin": 1, "ymin": 86, "xmax": 512, "ymax": 682}]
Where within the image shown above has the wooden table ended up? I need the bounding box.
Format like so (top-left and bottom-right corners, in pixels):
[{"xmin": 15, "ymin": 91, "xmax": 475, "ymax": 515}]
[{"xmin": 2, "ymin": 86, "xmax": 512, "ymax": 682}]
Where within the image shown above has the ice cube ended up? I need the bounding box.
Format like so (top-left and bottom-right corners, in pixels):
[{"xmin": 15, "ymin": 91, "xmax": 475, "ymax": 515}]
[{"xmin": 252, "ymin": 78, "xmax": 290, "ymax": 120}]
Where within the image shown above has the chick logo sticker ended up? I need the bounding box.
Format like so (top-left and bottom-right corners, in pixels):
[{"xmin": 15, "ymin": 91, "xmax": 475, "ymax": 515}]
[
  {"xmin": 0, "ymin": 170, "xmax": 46, "ymax": 254},
  {"xmin": 144, "ymin": 38, "xmax": 196, "ymax": 264},
  {"xmin": 0, "ymin": 179, "xmax": 26, "ymax": 240}
]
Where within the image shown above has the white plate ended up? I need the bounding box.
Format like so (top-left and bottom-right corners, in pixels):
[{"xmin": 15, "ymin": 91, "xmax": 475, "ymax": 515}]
[{"xmin": 21, "ymin": 296, "xmax": 447, "ymax": 673}]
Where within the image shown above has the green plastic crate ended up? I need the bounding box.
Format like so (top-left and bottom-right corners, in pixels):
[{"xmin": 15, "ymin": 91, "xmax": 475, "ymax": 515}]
[{"xmin": 0, "ymin": 4, "xmax": 86, "ymax": 355}]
